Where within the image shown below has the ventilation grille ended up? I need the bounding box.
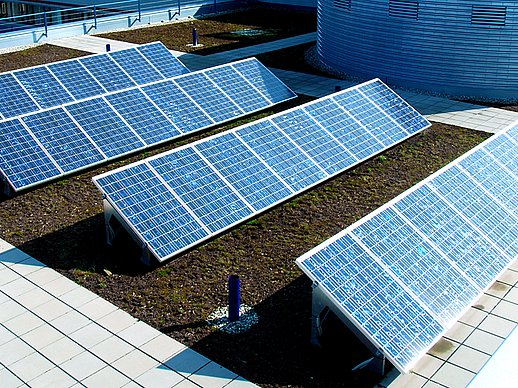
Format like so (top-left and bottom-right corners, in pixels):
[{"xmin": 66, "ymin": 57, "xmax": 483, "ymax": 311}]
[
  {"xmin": 389, "ymin": 0, "xmax": 418, "ymax": 20},
  {"xmin": 334, "ymin": 0, "xmax": 351, "ymax": 11},
  {"xmin": 471, "ymin": 6, "xmax": 506, "ymax": 26}
]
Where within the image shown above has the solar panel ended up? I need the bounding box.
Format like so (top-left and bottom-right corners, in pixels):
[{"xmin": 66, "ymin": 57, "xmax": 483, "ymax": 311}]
[
  {"xmin": 296, "ymin": 119, "xmax": 518, "ymax": 373},
  {"xmin": 109, "ymin": 48, "xmax": 163, "ymax": 85},
  {"xmin": 0, "ymin": 57, "xmax": 295, "ymax": 193},
  {"xmin": 0, "ymin": 119, "xmax": 61, "ymax": 190},
  {"xmin": 13, "ymin": 67, "xmax": 74, "ymax": 109},
  {"xmin": 0, "ymin": 74, "xmax": 39, "ymax": 119},
  {"xmin": 94, "ymin": 78, "xmax": 429, "ymax": 263},
  {"xmin": 48, "ymin": 59, "xmax": 106, "ymax": 100},
  {"xmin": 0, "ymin": 42, "xmax": 188, "ymax": 119}
]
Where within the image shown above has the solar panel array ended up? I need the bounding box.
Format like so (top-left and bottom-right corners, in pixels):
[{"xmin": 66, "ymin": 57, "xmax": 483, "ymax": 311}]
[
  {"xmin": 296, "ymin": 121, "xmax": 518, "ymax": 373},
  {"xmin": 0, "ymin": 42, "xmax": 189, "ymax": 119},
  {"xmin": 93, "ymin": 79, "xmax": 430, "ymax": 262},
  {"xmin": 0, "ymin": 57, "xmax": 296, "ymax": 193}
]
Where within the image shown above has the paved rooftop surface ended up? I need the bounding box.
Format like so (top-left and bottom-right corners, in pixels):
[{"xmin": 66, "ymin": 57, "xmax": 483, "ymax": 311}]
[
  {"xmin": 1, "ymin": 31, "xmax": 517, "ymax": 387},
  {"xmin": 0, "ymin": 240, "xmax": 255, "ymax": 387}
]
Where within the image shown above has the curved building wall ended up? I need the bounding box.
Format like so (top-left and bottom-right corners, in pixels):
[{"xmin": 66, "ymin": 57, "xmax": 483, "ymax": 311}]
[{"xmin": 317, "ymin": 0, "xmax": 518, "ymax": 101}]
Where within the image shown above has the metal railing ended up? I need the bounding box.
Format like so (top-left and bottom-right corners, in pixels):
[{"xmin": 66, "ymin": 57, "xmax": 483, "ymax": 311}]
[{"xmin": 0, "ymin": 0, "xmax": 235, "ymax": 47}]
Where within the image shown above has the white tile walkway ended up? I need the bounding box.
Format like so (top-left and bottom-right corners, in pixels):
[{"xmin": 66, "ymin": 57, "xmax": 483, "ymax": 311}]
[{"xmin": 0, "ymin": 240, "xmax": 255, "ymax": 387}]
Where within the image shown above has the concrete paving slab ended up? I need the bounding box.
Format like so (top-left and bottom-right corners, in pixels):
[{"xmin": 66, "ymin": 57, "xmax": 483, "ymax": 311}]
[
  {"xmin": 189, "ymin": 361, "xmax": 239, "ymax": 388},
  {"xmin": 117, "ymin": 320, "xmax": 161, "ymax": 348},
  {"xmin": 8, "ymin": 351, "xmax": 55, "ymax": 382},
  {"xmin": 82, "ymin": 365, "xmax": 132, "ymax": 387},
  {"xmin": 69, "ymin": 322, "xmax": 113, "ymax": 349},
  {"xmin": 111, "ymin": 350, "xmax": 160, "ymax": 379},
  {"xmin": 88, "ymin": 336, "xmax": 134, "ymax": 364},
  {"xmin": 60, "ymin": 351, "xmax": 106, "ymax": 381},
  {"xmin": 163, "ymin": 347, "xmax": 211, "ymax": 378},
  {"xmin": 28, "ymin": 366, "xmax": 79, "ymax": 388},
  {"xmin": 135, "ymin": 365, "xmax": 184, "ymax": 387}
]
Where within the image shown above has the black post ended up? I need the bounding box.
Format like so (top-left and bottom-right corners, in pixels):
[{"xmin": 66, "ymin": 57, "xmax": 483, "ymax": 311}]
[
  {"xmin": 106, "ymin": 43, "xmax": 111, "ymax": 52},
  {"xmin": 228, "ymin": 275, "xmax": 240, "ymax": 322},
  {"xmin": 192, "ymin": 27, "xmax": 198, "ymax": 46}
]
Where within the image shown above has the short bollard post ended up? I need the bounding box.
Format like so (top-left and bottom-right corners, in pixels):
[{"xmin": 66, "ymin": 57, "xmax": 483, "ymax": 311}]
[
  {"xmin": 335, "ymin": 85, "xmax": 341, "ymax": 92},
  {"xmin": 228, "ymin": 275, "xmax": 240, "ymax": 322},
  {"xmin": 192, "ymin": 27, "xmax": 198, "ymax": 47},
  {"xmin": 106, "ymin": 43, "xmax": 111, "ymax": 52}
]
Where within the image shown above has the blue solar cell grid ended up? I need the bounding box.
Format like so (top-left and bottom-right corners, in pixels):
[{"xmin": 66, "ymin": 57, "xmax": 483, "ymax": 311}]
[
  {"xmin": 109, "ymin": 48, "xmax": 163, "ymax": 85},
  {"xmin": 95, "ymin": 163, "xmax": 208, "ymax": 258},
  {"xmin": 173, "ymin": 73, "xmax": 243, "ymax": 123},
  {"xmin": 333, "ymin": 89, "xmax": 408, "ymax": 146},
  {"xmin": 205, "ymin": 66, "xmax": 270, "ymax": 114},
  {"xmin": 303, "ymin": 98, "xmax": 384, "ymax": 161},
  {"xmin": 149, "ymin": 148, "xmax": 253, "ymax": 233},
  {"xmin": 105, "ymin": 89, "xmax": 181, "ymax": 146},
  {"xmin": 48, "ymin": 60, "xmax": 106, "ymax": 100},
  {"xmin": 79, "ymin": 55, "xmax": 136, "ymax": 93},
  {"xmin": 14, "ymin": 67, "xmax": 74, "ymax": 109},
  {"xmin": 232, "ymin": 60, "xmax": 296, "ymax": 103},
  {"xmin": 358, "ymin": 80, "xmax": 429, "ymax": 135},
  {"xmin": 142, "ymin": 81, "xmax": 213, "ymax": 134},
  {"xmin": 0, "ymin": 119, "xmax": 61, "ymax": 189},
  {"xmin": 65, "ymin": 98, "xmax": 144, "ymax": 158},
  {"xmin": 271, "ymin": 109, "xmax": 356, "ymax": 175},
  {"xmin": 21, "ymin": 108, "xmax": 104, "ymax": 172},
  {"xmin": 136, "ymin": 43, "xmax": 190, "ymax": 78},
  {"xmin": 237, "ymin": 120, "xmax": 325, "ymax": 193},
  {"xmin": 0, "ymin": 73, "xmax": 39, "ymax": 118}
]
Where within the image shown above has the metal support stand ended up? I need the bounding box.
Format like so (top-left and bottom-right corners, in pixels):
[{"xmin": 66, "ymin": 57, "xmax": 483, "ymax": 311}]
[{"xmin": 228, "ymin": 275, "xmax": 241, "ymax": 322}]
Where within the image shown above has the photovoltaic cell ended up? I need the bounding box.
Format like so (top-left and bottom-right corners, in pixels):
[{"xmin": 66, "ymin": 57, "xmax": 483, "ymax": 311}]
[
  {"xmin": 105, "ymin": 89, "xmax": 181, "ymax": 145},
  {"xmin": 232, "ymin": 60, "xmax": 296, "ymax": 103},
  {"xmin": 236, "ymin": 120, "xmax": 325, "ymax": 192},
  {"xmin": 48, "ymin": 60, "xmax": 106, "ymax": 100},
  {"xmin": 65, "ymin": 98, "xmax": 144, "ymax": 158},
  {"xmin": 205, "ymin": 66, "xmax": 270, "ymax": 113},
  {"xmin": 271, "ymin": 110, "xmax": 356, "ymax": 175},
  {"xmin": 195, "ymin": 133, "xmax": 291, "ymax": 212},
  {"xmin": 149, "ymin": 148, "xmax": 253, "ymax": 232},
  {"xmin": 14, "ymin": 67, "xmax": 74, "ymax": 109},
  {"xmin": 142, "ymin": 81, "xmax": 213, "ymax": 134},
  {"xmin": 0, "ymin": 73, "xmax": 39, "ymax": 118},
  {"xmin": 296, "ymin": 119, "xmax": 518, "ymax": 373},
  {"xmin": 94, "ymin": 78, "xmax": 429, "ymax": 263},
  {"xmin": 95, "ymin": 163, "xmax": 208, "ymax": 258},
  {"xmin": 109, "ymin": 48, "xmax": 163, "ymax": 85},
  {"xmin": 21, "ymin": 108, "xmax": 104, "ymax": 172},
  {"xmin": 173, "ymin": 73, "xmax": 243, "ymax": 122},
  {"xmin": 0, "ymin": 119, "xmax": 60, "ymax": 189},
  {"xmin": 137, "ymin": 43, "xmax": 190, "ymax": 78},
  {"xmin": 79, "ymin": 55, "xmax": 136, "ymax": 92}
]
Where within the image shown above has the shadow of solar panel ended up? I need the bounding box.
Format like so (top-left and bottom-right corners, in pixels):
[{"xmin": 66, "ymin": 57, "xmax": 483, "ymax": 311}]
[
  {"xmin": 109, "ymin": 48, "xmax": 163, "ymax": 85},
  {"xmin": 14, "ymin": 67, "xmax": 74, "ymax": 109},
  {"xmin": 296, "ymin": 119, "xmax": 518, "ymax": 373},
  {"xmin": 0, "ymin": 119, "xmax": 61, "ymax": 190},
  {"xmin": 48, "ymin": 60, "xmax": 106, "ymax": 100},
  {"xmin": 94, "ymin": 78, "xmax": 429, "ymax": 263},
  {"xmin": 0, "ymin": 74, "xmax": 39, "ymax": 119},
  {"xmin": 21, "ymin": 108, "xmax": 104, "ymax": 172}
]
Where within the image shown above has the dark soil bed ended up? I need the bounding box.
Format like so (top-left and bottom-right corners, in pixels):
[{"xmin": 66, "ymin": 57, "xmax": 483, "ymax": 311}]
[{"xmin": 97, "ymin": 6, "xmax": 316, "ymax": 55}]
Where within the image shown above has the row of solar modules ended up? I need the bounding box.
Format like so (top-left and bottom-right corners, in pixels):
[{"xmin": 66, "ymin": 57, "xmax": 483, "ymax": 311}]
[
  {"xmin": 297, "ymin": 121, "xmax": 518, "ymax": 373},
  {"xmin": 94, "ymin": 79, "xmax": 430, "ymax": 263},
  {"xmin": 0, "ymin": 57, "xmax": 296, "ymax": 192},
  {"xmin": 0, "ymin": 42, "xmax": 190, "ymax": 120}
]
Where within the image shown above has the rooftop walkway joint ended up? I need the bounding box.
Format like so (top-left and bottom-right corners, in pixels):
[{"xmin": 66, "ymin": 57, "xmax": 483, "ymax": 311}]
[{"xmin": 0, "ymin": 239, "xmax": 255, "ymax": 387}]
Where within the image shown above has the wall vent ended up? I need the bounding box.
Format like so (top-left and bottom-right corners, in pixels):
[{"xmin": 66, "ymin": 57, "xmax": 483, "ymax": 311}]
[
  {"xmin": 471, "ymin": 6, "xmax": 506, "ymax": 26},
  {"xmin": 389, "ymin": 0, "xmax": 418, "ymax": 20},
  {"xmin": 334, "ymin": 0, "xmax": 351, "ymax": 11}
]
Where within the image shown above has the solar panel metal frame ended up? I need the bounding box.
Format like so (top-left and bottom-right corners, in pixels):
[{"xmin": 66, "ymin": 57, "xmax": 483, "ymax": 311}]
[
  {"xmin": 295, "ymin": 119, "xmax": 518, "ymax": 373},
  {"xmin": 93, "ymin": 78, "xmax": 430, "ymax": 264},
  {"xmin": 0, "ymin": 42, "xmax": 189, "ymax": 120},
  {"xmin": 0, "ymin": 57, "xmax": 296, "ymax": 194}
]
